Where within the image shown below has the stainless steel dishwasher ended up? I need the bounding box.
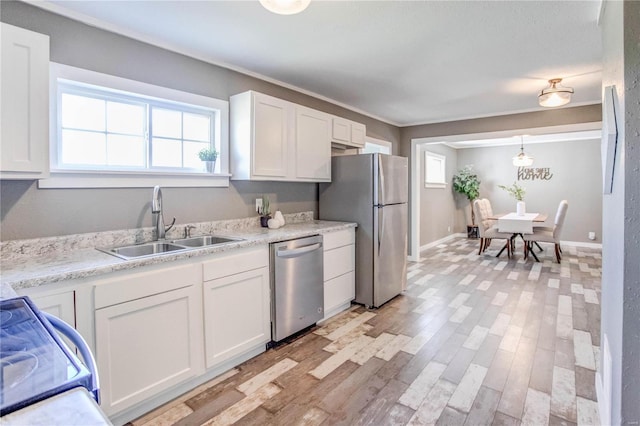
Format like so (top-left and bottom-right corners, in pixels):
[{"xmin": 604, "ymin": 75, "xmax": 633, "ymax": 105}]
[{"xmin": 270, "ymin": 235, "xmax": 324, "ymax": 342}]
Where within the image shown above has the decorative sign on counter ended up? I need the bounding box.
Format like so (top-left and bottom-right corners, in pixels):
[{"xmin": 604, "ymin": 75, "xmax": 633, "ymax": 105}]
[{"xmin": 517, "ymin": 167, "xmax": 553, "ymax": 181}]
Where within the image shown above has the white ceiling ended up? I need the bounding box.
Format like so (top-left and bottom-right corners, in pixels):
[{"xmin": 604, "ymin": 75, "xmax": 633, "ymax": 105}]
[{"xmin": 36, "ymin": 0, "xmax": 603, "ymax": 127}]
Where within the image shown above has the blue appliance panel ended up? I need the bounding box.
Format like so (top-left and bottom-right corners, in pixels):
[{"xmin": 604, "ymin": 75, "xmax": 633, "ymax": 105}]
[{"xmin": 0, "ymin": 296, "xmax": 93, "ymax": 416}]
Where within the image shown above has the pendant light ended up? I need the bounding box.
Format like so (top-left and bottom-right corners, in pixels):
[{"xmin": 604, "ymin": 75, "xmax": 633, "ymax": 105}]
[
  {"xmin": 259, "ymin": 0, "xmax": 310, "ymax": 15},
  {"xmin": 538, "ymin": 78, "xmax": 574, "ymax": 107},
  {"xmin": 513, "ymin": 136, "xmax": 533, "ymax": 167}
]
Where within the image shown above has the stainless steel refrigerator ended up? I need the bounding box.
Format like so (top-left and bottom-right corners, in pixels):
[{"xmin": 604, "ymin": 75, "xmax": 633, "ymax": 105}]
[{"xmin": 319, "ymin": 153, "xmax": 408, "ymax": 308}]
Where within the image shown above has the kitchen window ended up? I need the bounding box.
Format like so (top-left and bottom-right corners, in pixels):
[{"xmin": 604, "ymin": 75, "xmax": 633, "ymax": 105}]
[{"xmin": 41, "ymin": 63, "xmax": 229, "ymax": 188}]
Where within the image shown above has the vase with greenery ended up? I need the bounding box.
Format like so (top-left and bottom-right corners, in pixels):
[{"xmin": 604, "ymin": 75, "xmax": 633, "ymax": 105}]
[
  {"xmin": 453, "ymin": 165, "xmax": 481, "ymax": 233},
  {"xmin": 499, "ymin": 181, "xmax": 527, "ymax": 215},
  {"xmin": 259, "ymin": 195, "xmax": 271, "ymax": 227},
  {"xmin": 198, "ymin": 147, "xmax": 218, "ymax": 173}
]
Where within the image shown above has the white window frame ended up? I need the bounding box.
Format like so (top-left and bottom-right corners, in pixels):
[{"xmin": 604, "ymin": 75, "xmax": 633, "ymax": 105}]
[
  {"xmin": 361, "ymin": 137, "xmax": 392, "ymax": 154},
  {"xmin": 40, "ymin": 63, "xmax": 230, "ymax": 188},
  {"xmin": 424, "ymin": 150, "xmax": 446, "ymax": 188}
]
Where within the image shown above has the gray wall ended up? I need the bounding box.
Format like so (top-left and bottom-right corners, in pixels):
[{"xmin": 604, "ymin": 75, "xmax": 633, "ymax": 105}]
[
  {"xmin": 400, "ymin": 104, "xmax": 602, "ymax": 255},
  {"xmin": 419, "ymin": 144, "xmax": 458, "ymax": 247},
  {"xmin": 456, "ymin": 139, "xmax": 602, "ymax": 243},
  {"xmin": 0, "ymin": 1, "xmax": 400, "ymax": 240},
  {"xmin": 600, "ymin": 1, "xmax": 640, "ymax": 424}
]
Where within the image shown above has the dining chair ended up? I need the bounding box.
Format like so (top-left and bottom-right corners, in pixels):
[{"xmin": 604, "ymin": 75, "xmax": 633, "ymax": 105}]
[
  {"xmin": 523, "ymin": 200, "xmax": 569, "ymax": 262},
  {"xmin": 473, "ymin": 199, "xmax": 512, "ymax": 258}
]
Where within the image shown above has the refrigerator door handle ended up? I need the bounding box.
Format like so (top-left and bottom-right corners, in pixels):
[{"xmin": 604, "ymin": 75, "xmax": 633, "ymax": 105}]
[
  {"xmin": 378, "ymin": 156, "xmax": 385, "ymax": 205},
  {"xmin": 378, "ymin": 206, "xmax": 384, "ymax": 253}
]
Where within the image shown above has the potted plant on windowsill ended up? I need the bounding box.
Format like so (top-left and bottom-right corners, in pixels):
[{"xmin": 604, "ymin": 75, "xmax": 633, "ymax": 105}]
[
  {"xmin": 198, "ymin": 147, "xmax": 218, "ymax": 173},
  {"xmin": 499, "ymin": 182, "xmax": 526, "ymax": 215},
  {"xmin": 453, "ymin": 165, "xmax": 481, "ymax": 238}
]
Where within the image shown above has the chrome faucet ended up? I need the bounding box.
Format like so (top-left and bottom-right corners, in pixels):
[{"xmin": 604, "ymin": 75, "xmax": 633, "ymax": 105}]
[{"xmin": 151, "ymin": 185, "xmax": 175, "ymax": 240}]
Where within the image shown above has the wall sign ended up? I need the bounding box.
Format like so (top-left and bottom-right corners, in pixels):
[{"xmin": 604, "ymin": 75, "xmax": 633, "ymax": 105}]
[{"xmin": 517, "ymin": 167, "xmax": 553, "ymax": 181}]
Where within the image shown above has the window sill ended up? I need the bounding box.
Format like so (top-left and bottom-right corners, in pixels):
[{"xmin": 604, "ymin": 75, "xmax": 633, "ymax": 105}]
[
  {"xmin": 424, "ymin": 182, "xmax": 447, "ymax": 189},
  {"xmin": 38, "ymin": 171, "xmax": 231, "ymax": 189}
]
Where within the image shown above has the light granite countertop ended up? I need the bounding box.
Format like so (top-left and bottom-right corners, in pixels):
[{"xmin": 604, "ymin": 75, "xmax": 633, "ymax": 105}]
[
  {"xmin": 1, "ymin": 214, "xmax": 356, "ymax": 292},
  {"xmin": 0, "ymin": 213, "xmax": 355, "ymax": 425}
]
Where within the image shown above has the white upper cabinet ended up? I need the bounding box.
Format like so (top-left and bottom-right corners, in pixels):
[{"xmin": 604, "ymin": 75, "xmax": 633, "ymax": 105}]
[
  {"xmin": 0, "ymin": 23, "xmax": 50, "ymax": 179},
  {"xmin": 252, "ymin": 94, "xmax": 289, "ymax": 178},
  {"xmin": 295, "ymin": 106, "xmax": 331, "ymax": 180},
  {"xmin": 230, "ymin": 90, "xmax": 331, "ymax": 182},
  {"xmin": 331, "ymin": 116, "xmax": 366, "ymax": 149}
]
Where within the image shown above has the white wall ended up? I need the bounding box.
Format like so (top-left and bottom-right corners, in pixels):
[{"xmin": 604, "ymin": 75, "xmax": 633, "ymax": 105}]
[
  {"xmin": 599, "ymin": 1, "xmax": 640, "ymax": 424},
  {"xmin": 419, "ymin": 144, "xmax": 458, "ymax": 247}
]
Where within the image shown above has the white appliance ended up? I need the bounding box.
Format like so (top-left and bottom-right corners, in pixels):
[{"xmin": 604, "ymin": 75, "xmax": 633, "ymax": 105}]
[{"xmin": 319, "ymin": 153, "xmax": 408, "ymax": 308}]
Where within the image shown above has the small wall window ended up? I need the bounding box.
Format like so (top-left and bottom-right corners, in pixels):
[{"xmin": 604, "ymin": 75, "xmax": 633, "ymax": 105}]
[
  {"xmin": 361, "ymin": 137, "xmax": 392, "ymax": 154},
  {"xmin": 42, "ymin": 63, "xmax": 229, "ymax": 188},
  {"xmin": 424, "ymin": 150, "xmax": 446, "ymax": 188}
]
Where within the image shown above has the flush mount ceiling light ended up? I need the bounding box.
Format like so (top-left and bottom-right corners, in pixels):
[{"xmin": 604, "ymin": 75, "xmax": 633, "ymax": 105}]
[
  {"xmin": 513, "ymin": 136, "xmax": 533, "ymax": 167},
  {"xmin": 538, "ymin": 78, "xmax": 574, "ymax": 107},
  {"xmin": 259, "ymin": 0, "xmax": 310, "ymax": 15}
]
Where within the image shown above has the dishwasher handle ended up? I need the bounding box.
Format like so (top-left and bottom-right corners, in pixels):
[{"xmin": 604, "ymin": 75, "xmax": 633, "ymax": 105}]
[{"xmin": 276, "ymin": 242, "xmax": 322, "ymax": 259}]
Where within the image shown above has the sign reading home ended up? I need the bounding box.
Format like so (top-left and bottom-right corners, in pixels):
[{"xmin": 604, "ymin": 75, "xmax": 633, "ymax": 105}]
[{"xmin": 517, "ymin": 167, "xmax": 553, "ymax": 181}]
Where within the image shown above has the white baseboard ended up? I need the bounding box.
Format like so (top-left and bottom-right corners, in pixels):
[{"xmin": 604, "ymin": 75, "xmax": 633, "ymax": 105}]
[
  {"xmin": 560, "ymin": 240, "xmax": 603, "ymax": 249},
  {"xmin": 419, "ymin": 233, "xmax": 466, "ymax": 252}
]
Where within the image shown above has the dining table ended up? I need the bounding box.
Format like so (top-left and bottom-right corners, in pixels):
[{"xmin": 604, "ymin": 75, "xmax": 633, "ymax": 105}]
[{"xmin": 489, "ymin": 212, "xmax": 549, "ymax": 261}]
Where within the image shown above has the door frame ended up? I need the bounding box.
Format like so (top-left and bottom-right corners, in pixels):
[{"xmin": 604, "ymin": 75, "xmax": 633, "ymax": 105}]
[{"xmin": 408, "ymin": 122, "xmax": 602, "ymax": 261}]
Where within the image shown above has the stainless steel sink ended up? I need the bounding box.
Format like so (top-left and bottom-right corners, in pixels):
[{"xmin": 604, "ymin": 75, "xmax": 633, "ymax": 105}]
[
  {"xmin": 170, "ymin": 235, "xmax": 241, "ymax": 247},
  {"xmin": 98, "ymin": 235, "xmax": 243, "ymax": 260},
  {"xmin": 99, "ymin": 242, "xmax": 188, "ymax": 260}
]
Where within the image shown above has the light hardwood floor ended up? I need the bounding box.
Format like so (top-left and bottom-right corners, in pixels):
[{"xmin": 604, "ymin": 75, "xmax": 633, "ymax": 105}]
[{"xmin": 130, "ymin": 237, "xmax": 602, "ymax": 426}]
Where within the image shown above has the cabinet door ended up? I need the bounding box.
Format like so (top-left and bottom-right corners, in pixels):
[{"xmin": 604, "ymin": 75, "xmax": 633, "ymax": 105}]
[
  {"xmin": 0, "ymin": 23, "xmax": 49, "ymax": 178},
  {"xmin": 295, "ymin": 106, "xmax": 331, "ymax": 181},
  {"xmin": 324, "ymin": 271, "xmax": 355, "ymax": 319},
  {"xmin": 95, "ymin": 286, "xmax": 204, "ymax": 415},
  {"xmin": 331, "ymin": 117, "xmax": 350, "ymax": 143},
  {"xmin": 29, "ymin": 291, "xmax": 76, "ymax": 327},
  {"xmin": 203, "ymin": 267, "xmax": 270, "ymax": 369},
  {"xmin": 252, "ymin": 94, "xmax": 289, "ymax": 178},
  {"xmin": 351, "ymin": 122, "xmax": 366, "ymax": 148}
]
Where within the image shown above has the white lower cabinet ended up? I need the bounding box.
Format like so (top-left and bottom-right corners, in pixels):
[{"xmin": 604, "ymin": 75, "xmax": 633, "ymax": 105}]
[
  {"xmin": 322, "ymin": 229, "xmax": 356, "ymax": 320},
  {"xmin": 202, "ymin": 246, "xmax": 270, "ymax": 369},
  {"xmin": 93, "ymin": 263, "xmax": 204, "ymax": 416},
  {"xmin": 27, "ymin": 290, "xmax": 75, "ymax": 327}
]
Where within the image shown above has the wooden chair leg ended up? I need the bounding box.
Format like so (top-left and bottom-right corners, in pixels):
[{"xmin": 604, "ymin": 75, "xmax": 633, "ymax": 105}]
[
  {"xmin": 555, "ymin": 243, "xmax": 562, "ymax": 263},
  {"xmin": 478, "ymin": 238, "xmax": 484, "ymax": 255},
  {"xmin": 524, "ymin": 241, "xmax": 529, "ymax": 260}
]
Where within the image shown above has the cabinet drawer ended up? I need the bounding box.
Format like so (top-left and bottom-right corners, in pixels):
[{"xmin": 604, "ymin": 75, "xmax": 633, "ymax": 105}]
[
  {"xmin": 94, "ymin": 263, "xmax": 200, "ymax": 309},
  {"xmin": 324, "ymin": 244, "xmax": 355, "ymax": 282},
  {"xmin": 324, "ymin": 271, "xmax": 355, "ymax": 313},
  {"xmin": 323, "ymin": 228, "xmax": 355, "ymax": 251},
  {"xmin": 203, "ymin": 246, "xmax": 268, "ymax": 282}
]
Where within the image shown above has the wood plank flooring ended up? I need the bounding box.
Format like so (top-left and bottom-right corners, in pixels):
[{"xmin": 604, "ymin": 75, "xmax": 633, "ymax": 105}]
[{"xmin": 130, "ymin": 237, "xmax": 602, "ymax": 426}]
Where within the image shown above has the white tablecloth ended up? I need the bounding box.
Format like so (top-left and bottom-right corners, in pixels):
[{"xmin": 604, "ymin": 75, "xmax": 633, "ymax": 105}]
[{"xmin": 498, "ymin": 212, "xmax": 539, "ymax": 234}]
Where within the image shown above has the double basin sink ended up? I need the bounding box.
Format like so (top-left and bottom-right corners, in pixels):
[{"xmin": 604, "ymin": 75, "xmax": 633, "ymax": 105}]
[{"xmin": 99, "ymin": 235, "xmax": 243, "ymax": 260}]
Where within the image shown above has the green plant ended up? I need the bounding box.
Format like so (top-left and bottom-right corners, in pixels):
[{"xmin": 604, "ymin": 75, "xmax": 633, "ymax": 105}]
[
  {"xmin": 452, "ymin": 165, "xmax": 481, "ymax": 225},
  {"xmin": 198, "ymin": 147, "xmax": 218, "ymax": 162},
  {"xmin": 260, "ymin": 195, "xmax": 271, "ymax": 216},
  {"xmin": 499, "ymin": 181, "xmax": 526, "ymax": 201}
]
